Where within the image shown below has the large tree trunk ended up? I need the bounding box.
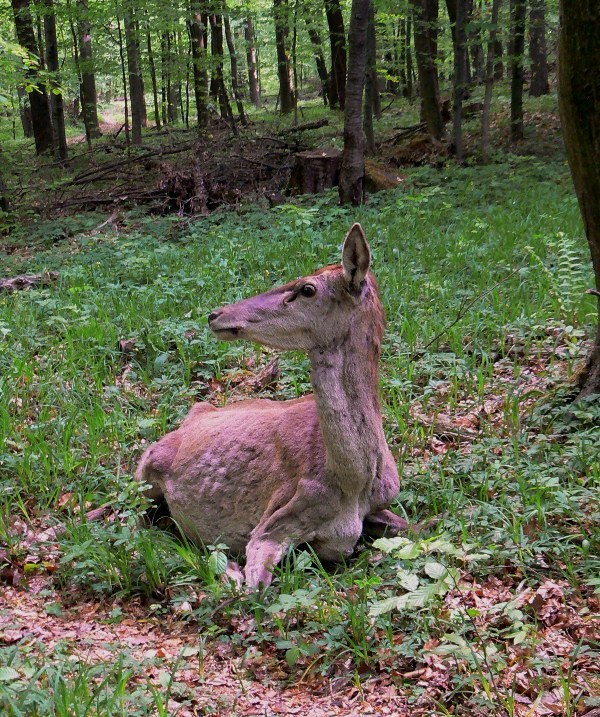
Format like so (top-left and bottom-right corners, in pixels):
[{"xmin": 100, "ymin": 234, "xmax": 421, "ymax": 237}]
[
  {"xmin": 189, "ymin": 2, "xmax": 208, "ymax": 127},
  {"xmin": 11, "ymin": 0, "xmax": 53, "ymax": 155},
  {"xmin": 325, "ymin": 0, "xmax": 347, "ymax": 109},
  {"xmin": 481, "ymin": 0, "xmax": 501, "ymax": 162},
  {"xmin": 339, "ymin": 0, "xmax": 370, "ymax": 205},
  {"xmin": 124, "ymin": 2, "xmax": 143, "ymax": 145},
  {"xmin": 509, "ymin": 0, "xmax": 526, "ymax": 142},
  {"xmin": 412, "ymin": 0, "xmax": 444, "ymax": 140},
  {"xmin": 558, "ymin": 0, "xmax": 600, "ymax": 397},
  {"xmin": 43, "ymin": 0, "xmax": 67, "ymax": 161},
  {"xmin": 244, "ymin": 16, "xmax": 260, "ymax": 107},
  {"xmin": 224, "ymin": 13, "xmax": 247, "ymax": 124},
  {"xmin": 529, "ymin": 0, "xmax": 549, "ymax": 96},
  {"xmin": 76, "ymin": 0, "xmax": 101, "ymax": 140},
  {"xmin": 273, "ymin": 0, "xmax": 296, "ymax": 113}
]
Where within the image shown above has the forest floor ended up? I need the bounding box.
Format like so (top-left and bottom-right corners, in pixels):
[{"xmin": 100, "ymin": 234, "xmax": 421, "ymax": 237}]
[{"xmin": 0, "ymin": 93, "xmax": 599, "ymax": 716}]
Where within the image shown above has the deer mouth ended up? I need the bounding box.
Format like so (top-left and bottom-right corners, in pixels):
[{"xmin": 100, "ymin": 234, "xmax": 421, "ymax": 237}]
[{"xmin": 211, "ymin": 326, "xmax": 243, "ymax": 339}]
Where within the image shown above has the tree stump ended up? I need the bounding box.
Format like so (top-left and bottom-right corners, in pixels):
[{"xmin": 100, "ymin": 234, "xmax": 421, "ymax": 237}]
[{"xmin": 289, "ymin": 148, "xmax": 342, "ymax": 194}]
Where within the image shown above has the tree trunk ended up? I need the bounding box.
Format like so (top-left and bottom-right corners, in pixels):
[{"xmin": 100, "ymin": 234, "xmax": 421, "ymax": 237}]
[
  {"xmin": 481, "ymin": 0, "xmax": 501, "ymax": 162},
  {"xmin": 467, "ymin": 0, "xmax": 485, "ymax": 83},
  {"xmin": 189, "ymin": 2, "xmax": 209, "ymax": 127},
  {"xmin": 117, "ymin": 17, "xmax": 130, "ymax": 144},
  {"xmin": 406, "ymin": 17, "xmax": 414, "ymax": 98},
  {"xmin": 494, "ymin": 35, "xmax": 504, "ymax": 80},
  {"xmin": 305, "ymin": 14, "xmax": 329, "ymax": 105},
  {"xmin": 11, "ymin": 0, "xmax": 53, "ymax": 155},
  {"xmin": 412, "ymin": 0, "xmax": 444, "ymax": 140},
  {"xmin": 43, "ymin": 0, "xmax": 67, "ymax": 161},
  {"xmin": 363, "ymin": 2, "xmax": 377, "ymax": 155},
  {"xmin": 325, "ymin": 0, "xmax": 347, "ymax": 109},
  {"xmin": 509, "ymin": 0, "xmax": 526, "ymax": 142},
  {"xmin": 446, "ymin": 0, "xmax": 468, "ymax": 161},
  {"xmin": 146, "ymin": 28, "xmax": 161, "ymax": 128},
  {"xmin": 17, "ymin": 87, "xmax": 33, "ymax": 138},
  {"xmin": 211, "ymin": 13, "xmax": 236, "ymax": 126},
  {"xmin": 124, "ymin": 2, "xmax": 143, "ymax": 145},
  {"xmin": 77, "ymin": 0, "xmax": 101, "ymax": 140},
  {"xmin": 558, "ymin": 0, "xmax": 600, "ymax": 397},
  {"xmin": 244, "ymin": 16, "xmax": 260, "ymax": 107},
  {"xmin": 339, "ymin": 0, "xmax": 370, "ymax": 205},
  {"xmin": 224, "ymin": 13, "xmax": 247, "ymax": 124},
  {"xmin": 529, "ymin": 0, "xmax": 549, "ymax": 96},
  {"xmin": 273, "ymin": 0, "xmax": 296, "ymax": 113},
  {"xmin": 0, "ymin": 167, "xmax": 9, "ymax": 213}
]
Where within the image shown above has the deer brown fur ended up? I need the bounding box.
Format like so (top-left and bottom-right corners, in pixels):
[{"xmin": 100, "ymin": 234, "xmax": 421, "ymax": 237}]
[{"xmin": 136, "ymin": 224, "xmax": 406, "ymax": 587}]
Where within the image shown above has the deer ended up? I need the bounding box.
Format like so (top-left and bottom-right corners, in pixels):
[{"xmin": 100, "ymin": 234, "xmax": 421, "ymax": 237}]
[{"xmin": 135, "ymin": 223, "xmax": 407, "ymax": 588}]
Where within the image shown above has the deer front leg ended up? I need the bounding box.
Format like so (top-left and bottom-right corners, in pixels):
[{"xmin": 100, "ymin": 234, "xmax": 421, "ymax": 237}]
[
  {"xmin": 244, "ymin": 536, "xmax": 289, "ymax": 589},
  {"xmin": 363, "ymin": 508, "xmax": 408, "ymax": 538}
]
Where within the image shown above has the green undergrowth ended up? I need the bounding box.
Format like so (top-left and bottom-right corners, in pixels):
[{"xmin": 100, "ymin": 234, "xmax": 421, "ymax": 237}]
[{"xmin": 1, "ymin": 156, "xmax": 599, "ymax": 715}]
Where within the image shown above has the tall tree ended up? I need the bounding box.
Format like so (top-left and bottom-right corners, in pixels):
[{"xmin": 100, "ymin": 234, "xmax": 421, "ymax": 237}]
[
  {"xmin": 304, "ymin": 9, "xmax": 329, "ymax": 105},
  {"xmin": 42, "ymin": 0, "xmax": 67, "ymax": 161},
  {"xmin": 363, "ymin": 1, "xmax": 377, "ymax": 155},
  {"xmin": 446, "ymin": 0, "xmax": 468, "ymax": 160},
  {"xmin": 244, "ymin": 15, "xmax": 260, "ymax": 107},
  {"xmin": 189, "ymin": 1, "xmax": 209, "ymax": 127},
  {"xmin": 76, "ymin": 0, "xmax": 101, "ymax": 140},
  {"xmin": 529, "ymin": 0, "xmax": 549, "ymax": 96},
  {"xmin": 509, "ymin": 0, "xmax": 526, "ymax": 141},
  {"xmin": 11, "ymin": 0, "xmax": 53, "ymax": 154},
  {"xmin": 339, "ymin": 0, "xmax": 370, "ymax": 205},
  {"xmin": 273, "ymin": 0, "xmax": 295, "ymax": 113},
  {"xmin": 145, "ymin": 18, "xmax": 161, "ymax": 128},
  {"xmin": 324, "ymin": 0, "xmax": 346, "ymax": 109},
  {"xmin": 123, "ymin": 0, "xmax": 144, "ymax": 145},
  {"xmin": 412, "ymin": 0, "xmax": 444, "ymax": 140},
  {"xmin": 224, "ymin": 12, "xmax": 247, "ymax": 124},
  {"xmin": 211, "ymin": 12, "xmax": 235, "ymax": 125},
  {"xmin": 481, "ymin": 0, "xmax": 501, "ymax": 161},
  {"xmin": 558, "ymin": 0, "xmax": 600, "ymax": 396}
]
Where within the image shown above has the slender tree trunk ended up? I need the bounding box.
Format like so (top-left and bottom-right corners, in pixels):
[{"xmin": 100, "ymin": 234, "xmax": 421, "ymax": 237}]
[
  {"xmin": 117, "ymin": 17, "xmax": 130, "ymax": 144},
  {"xmin": 494, "ymin": 35, "xmax": 504, "ymax": 79},
  {"xmin": 17, "ymin": 86, "xmax": 33, "ymax": 138},
  {"xmin": 273, "ymin": 0, "xmax": 296, "ymax": 113},
  {"xmin": 244, "ymin": 16, "xmax": 260, "ymax": 107},
  {"xmin": 0, "ymin": 168, "xmax": 9, "ymax": 213},
  {"xmin": 399, "ymin": 18, "xmax": 408, "ymax": 94},
  {"xmin": 467, "ymin": 0, "xmax": 485, "ymax": 83},
  {"xmin": 363, "ymin": 2, "xmax": 377, "ymax": 154},
  {"xmin": 558, "ymin": 0, "xmax": 600, "ymax": 396},
  {"xmin": 224, "ymin": 13, "xmax": 247, "ymax": 123},
  {"xmin": 42, "ymin": 0, "xmax": 67, "ymax": 161},
  {"xmin": 305, "ymin": 17, "xmax": 329, "ymax": 105},
  {"xmin": 412, "ymin": 0, "xmax": 444, "ymax": 140},
  {"xmin": 146, "ymin": 29, "xmax": 161, "ymax": 128},
  {"xmin": 211, "ymin": 13, "xmax": 236, "ymax": 126},
  {"xmin": 446, "ymin": 0, "xmax": 467, "ymax": 161},
  {"xmin": 481, "ymin": 0, "xmax": 500, "ymax": 162},
  {"xmin": 137, "ymin": 20, "xmax": 147, "ymax": 128},
  {"xmin": 124, "ymin": 1, "xmax": 143, "ymax": 145},
  {"xmin": 76, "ymin": 0, "xmax": 101, "ymax": 140},
  {"xmin": 325, "ymin": 0, "xmax": 347, "ymax": 109},
  {"xmin": 339, "ymin": 0, "xmax": 370, "ymax": 205},
  {"xmin": 529, "ymin": 0, "xmax": 549, "ymax": 96},
  {"xmin": 189, "ymin": 2, "xmax": 209, "ymax": 127},
  {"xmin": 509, "ymin": 0, "xmax": 526, "ymax": 142},
  {"xmin": 406, "ymin": 16, "xmax": 414, "ymax": 98},
  {"xmin": 11, "ymin": 0, "xmax": 53, "ymax": 154}
]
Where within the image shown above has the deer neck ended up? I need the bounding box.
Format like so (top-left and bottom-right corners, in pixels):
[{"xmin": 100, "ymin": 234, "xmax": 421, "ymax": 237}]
[{"xmin": 309, "ymin": 326, "xmax": 385, "ymax": 491}]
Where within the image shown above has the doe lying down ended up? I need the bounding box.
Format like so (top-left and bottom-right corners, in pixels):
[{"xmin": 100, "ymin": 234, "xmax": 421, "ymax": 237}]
[{"xmin": 136, "ymin": 224, "xmax": 406, "ymax": 587}]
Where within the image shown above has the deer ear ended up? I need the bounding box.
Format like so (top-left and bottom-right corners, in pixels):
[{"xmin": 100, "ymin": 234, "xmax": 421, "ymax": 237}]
[{"xmin": 342, "ymin": 223, "xmax": 371, "ymax": 289}]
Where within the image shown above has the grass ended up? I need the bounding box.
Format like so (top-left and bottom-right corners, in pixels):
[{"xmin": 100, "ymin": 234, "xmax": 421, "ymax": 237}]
[{"xmin": 1, "ymin": 151, "xmax": 599, "ymax": 715}]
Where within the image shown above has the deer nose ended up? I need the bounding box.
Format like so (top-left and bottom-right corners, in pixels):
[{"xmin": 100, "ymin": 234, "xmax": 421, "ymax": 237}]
[{"xmin": 208, "ymin": 309, "xmax": 222, "ymax": 324}]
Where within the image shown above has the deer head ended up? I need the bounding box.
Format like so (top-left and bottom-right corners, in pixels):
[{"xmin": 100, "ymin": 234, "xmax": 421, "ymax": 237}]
[{"xmin": 207, "ymin": 223, "xmax": 376, "ymax": 352}]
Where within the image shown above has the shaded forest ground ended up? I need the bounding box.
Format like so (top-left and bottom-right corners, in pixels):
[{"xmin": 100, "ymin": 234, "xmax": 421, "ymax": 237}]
[{"xmin": 0, "ymin": 93, "xmax": 599, "ymax": 716}]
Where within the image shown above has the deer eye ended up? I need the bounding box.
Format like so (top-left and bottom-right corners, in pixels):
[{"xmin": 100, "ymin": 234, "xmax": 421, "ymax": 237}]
[{"xmin": 300, "ymin": 284, "xmax": 316, "ymax": 298}]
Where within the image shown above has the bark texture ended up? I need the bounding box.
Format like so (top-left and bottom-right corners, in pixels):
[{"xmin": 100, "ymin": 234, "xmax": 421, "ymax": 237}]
[
  {"xmin": 529, "ymin": 0, "xmax": 550, "ymax": 96},
  {"xmin": 244, "ymin": 17, "xmax": 260, "ymax": 107},
  {"xmin": 412, "ymin": 0, "xmax": 444, "ymax": 140},
  {"xmin": 339, "ymin": 0, "xmax": 370, "ymax": 205},
  {"xmin": 77, "ymin": 0, "xmax": 101, "ymax": 140},
  {"xmin": 43, "ymin": 0, "xmax": 67, "ymax": 161},
  {"xmin": 325, "ymin": 0, "xmax": 347, "ymax": 109},
  {"xmin": 509, "ymin": 0, "xmax": 526, "ymax": 141},
  {"xmin": 481, "ymin": 0, "xmax": 501, "ymax": 161},
  {"xmin": 273, "ymin": 0, "xmax": 296, "ymax": 113},
  {"xmin": 124, "ymin": 1, "xmax": 144, "ymax": 145},
  {"xmin": 558, "ymin": 0, "xmax": 600, "ymax": 396}
]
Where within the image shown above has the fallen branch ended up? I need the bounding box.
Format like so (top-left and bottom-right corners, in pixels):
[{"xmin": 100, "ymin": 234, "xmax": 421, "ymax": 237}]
[
  {"xmin": 586, "ymin": 288, "xmax": 600, "ymax": 298},
  {"xmin": 278, "ymin": 118, "xmax": 328, "ymax": 135},
  {"xmin": 0, "ymin": 272, "xmax": 59, "ymax": 292}
]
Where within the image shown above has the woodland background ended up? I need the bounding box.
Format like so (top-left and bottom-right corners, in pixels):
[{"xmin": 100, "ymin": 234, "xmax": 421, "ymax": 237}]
[{"xmin": 0, "ymin": 0, "xmax": 599, "ymax": 715}]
